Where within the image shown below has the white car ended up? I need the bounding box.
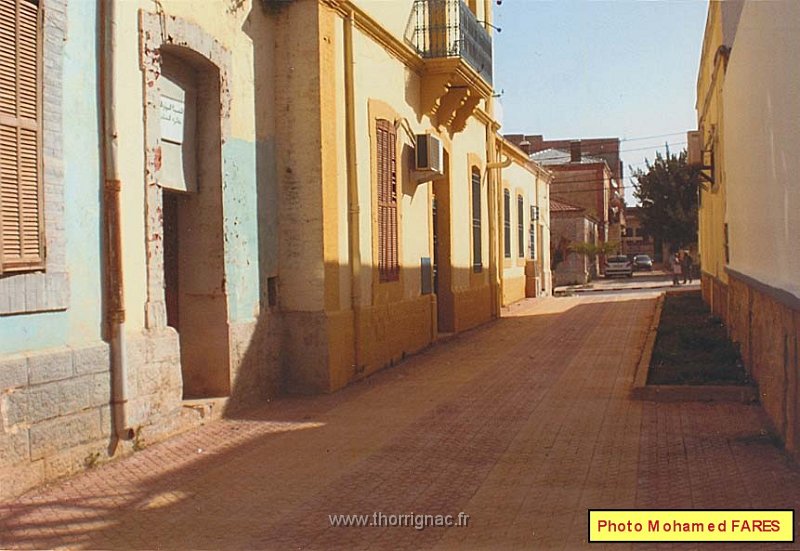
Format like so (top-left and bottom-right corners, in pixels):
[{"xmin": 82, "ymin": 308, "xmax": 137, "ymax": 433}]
[{"xmin": 604, "ymin": 255, "xmax": 633, "ymax": 278}]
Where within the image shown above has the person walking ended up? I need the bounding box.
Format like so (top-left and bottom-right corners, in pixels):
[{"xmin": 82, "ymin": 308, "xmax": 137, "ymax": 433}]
[
  {"xmin": 671, "ymin": 252, "xmax": 682, "ymax": 286},
  {"xmin": 681, "ymin": 250, "xmax": 693, "ymax": 284}
]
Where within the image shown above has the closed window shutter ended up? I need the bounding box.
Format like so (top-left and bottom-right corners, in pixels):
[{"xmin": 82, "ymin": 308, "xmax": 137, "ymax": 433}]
[
  {"xmin": 503, "ymin": 190, "xmax": 510, "ymax": 258},
  {"xmin": 376, "ymin": 119, "xmax": 398, "ymax": 282},
  {"xmin": 471, "ymin": 168, "xmax": 481, "ymax": 271},
  {"xmin": 0, "ymin": 0, "xmax": 44, "ymax": 273},
  {"xmin": 517, "ymin": 195, "xmax": 524, "ymax": 257}
]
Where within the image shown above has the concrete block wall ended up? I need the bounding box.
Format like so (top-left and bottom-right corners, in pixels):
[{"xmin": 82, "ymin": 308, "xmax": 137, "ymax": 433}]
[
  {"xmin": 0, "ymin": 343, "xmax": 111, "ymax": 497},
  {"xmin": 725, "ymin": 273, "xmax": 800, "ymax": 461},
  {"xmin": 0, "ymin": 332, "xmax": 189, "ymax": 499}
]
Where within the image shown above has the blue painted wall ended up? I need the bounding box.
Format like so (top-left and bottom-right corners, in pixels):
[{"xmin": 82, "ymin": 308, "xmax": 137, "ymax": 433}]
[{"xmin": 0, "ymin": 0, "xmax": 102, "ymax": 355}]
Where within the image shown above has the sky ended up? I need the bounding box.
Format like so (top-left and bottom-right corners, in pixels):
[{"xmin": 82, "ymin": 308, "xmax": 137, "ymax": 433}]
[{"xmin": 493, "ymin": 0, "xmax": 709, "ymax": 204}]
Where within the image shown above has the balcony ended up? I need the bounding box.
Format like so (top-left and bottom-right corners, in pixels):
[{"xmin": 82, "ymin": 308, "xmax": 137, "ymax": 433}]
[{"xmin": 411, "ymin": 0, "xmax": 494, "ymax": 132}]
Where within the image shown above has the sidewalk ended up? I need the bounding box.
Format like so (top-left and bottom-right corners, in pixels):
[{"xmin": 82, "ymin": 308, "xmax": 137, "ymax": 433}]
[
  {"xmin": 555, "ymin": 271, "xmax": 700, "ymax": 295},
  {"xmin": 1, "ymin": 293, "xmax": 799, "ymax": 550}
]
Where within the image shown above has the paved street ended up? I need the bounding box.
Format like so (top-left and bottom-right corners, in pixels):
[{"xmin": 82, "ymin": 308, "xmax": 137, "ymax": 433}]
[{"xmin": 2, "ymin": 290, "xmax": 800, "ymax": 550}]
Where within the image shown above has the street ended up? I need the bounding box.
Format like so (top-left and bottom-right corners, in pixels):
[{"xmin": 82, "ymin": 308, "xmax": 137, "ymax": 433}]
[{"xmin": 2, "ymin": 289, "xmax": 799, "ymax": 550}]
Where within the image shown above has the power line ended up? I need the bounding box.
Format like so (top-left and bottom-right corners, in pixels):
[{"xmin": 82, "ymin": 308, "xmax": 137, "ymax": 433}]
[
  {"xmin": 619, "ymin": 141, "xmax": 687, "ymax": 154},
  {"xmin": 620, "ymin": 131, "xmax": 686, "ymax": 143}
]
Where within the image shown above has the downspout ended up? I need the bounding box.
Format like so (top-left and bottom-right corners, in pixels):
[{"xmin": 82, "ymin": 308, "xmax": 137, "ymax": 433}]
[
  {"xmin": 343, "ymin": 10, "xmax": 362, "ymax": 373},
  {"xmin": 487, "ymin": 137, "xmax": 512, "ymax": 316},
  {"xmin": 100, "ymin": 0, "xmax": 133, "ymax": 440},
  {"xmin": 485, "ymin": 126, "xmax": 498, "ymax": 317}
]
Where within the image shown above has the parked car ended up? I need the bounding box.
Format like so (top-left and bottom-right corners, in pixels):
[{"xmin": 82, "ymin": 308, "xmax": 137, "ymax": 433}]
[
  {"xmin": 633, "ymin": 254, "xmax": 653, "ymax": 271},
  {"xmin": 604, "ymin": 255, "xmax": 633, "ymax": 278}
]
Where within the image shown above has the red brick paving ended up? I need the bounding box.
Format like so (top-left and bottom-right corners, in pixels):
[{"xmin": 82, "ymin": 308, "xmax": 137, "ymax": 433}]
[{"xmin": 1, "ymin": 292, "xmax": 800, "ymax": 550}]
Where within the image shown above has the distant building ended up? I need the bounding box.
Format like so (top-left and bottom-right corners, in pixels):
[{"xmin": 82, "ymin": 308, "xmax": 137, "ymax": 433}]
[
  {"xmin": 621, "ymin": 207, "xmax": 656, "ymax": 259},
  {"xmin": 528, "ymin": 143, "xmax": 625, "ymax": 271},
  {"xmin": 549, "ymin": 198, "xmax": 599, "ymax": 286},
  {"xmin": 506, "ymin": 134, "xmax": 623, "ymax": 186}
]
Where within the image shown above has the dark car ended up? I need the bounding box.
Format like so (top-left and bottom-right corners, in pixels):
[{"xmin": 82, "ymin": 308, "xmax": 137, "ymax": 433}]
[{"xmin": 633, "ymin": 254, "xmax": 653, "ymax": 271}]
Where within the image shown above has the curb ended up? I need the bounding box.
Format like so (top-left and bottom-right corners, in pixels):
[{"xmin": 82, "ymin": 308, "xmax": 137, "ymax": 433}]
[
  {"xmin": 630, "ymin": 292, "xmax": 758, "ymax": 404},
  {"xmin": 572, "ymin": 284, "xmax": 672, "ymax": 293}
]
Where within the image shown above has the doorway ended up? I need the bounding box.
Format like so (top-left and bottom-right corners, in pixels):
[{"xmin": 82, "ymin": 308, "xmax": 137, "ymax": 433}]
[
  {"xmin": 432, "ymin": 155, "xmax": 454, "ymax": 333},
  {"xmin": 159, "ymin": 48, "xmax": 230, "ymax": 399}
]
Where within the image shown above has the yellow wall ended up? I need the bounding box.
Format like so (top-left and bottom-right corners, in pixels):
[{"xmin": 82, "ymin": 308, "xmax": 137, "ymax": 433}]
[
  {"xmin": 323, "ymin": 0, "xmax": 497, "ymax": 384},
  {"xmin": 696, "ymin": 1, "xmax": 729, "ymax": 288},
  {"xmin": 536, "ymin": 165, "xmax": 552, "ymax": 294},
  {"xmin": 498, "ymin": 140, "xmax": 544, "ymax": 305}
]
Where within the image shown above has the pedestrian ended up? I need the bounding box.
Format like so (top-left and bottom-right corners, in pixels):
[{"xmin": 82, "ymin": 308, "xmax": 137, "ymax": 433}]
[
  {"xmin": 671, "ymin": 252, "xmax": 682, "ymax": 286},
  {"xmin": 681, "ymin": 250, "xmax": 693, "ymax": 284}
]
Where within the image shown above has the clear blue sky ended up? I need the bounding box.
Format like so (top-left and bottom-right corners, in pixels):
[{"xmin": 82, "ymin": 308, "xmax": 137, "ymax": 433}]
[{"xmin": 494, "ymin": 0, "xmax": 709, "ymax": 204}]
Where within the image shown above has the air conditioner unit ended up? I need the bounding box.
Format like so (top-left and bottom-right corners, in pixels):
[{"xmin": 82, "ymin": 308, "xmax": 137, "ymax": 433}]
[
  {"xmin": 415, "ymin": 134, "xmax": 444, "ymax": 175},
  {"xmin": 687, "ymin": 130, "xmax": 703, "ymax": 167}
]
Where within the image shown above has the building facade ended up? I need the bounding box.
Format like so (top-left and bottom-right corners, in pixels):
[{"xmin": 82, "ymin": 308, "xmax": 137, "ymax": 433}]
[
  {"xmin": 530, "ymin": 144, "xmax": 624, "ymax": 271},
  {"xmin": 549, "ymin": 199, "xmax": 598, "ymax": 286},
  {"xmin": 695, "ymin": 0, "xmax": 800, "ymax": 459},
  {"xmin": 497, "ymin": 137, "xmax": 552, "ymax": 306},
  {"xmin": 695, "ymin": 0, "xmax": 742, "ymax": 319},
  {"xmin": 621, "ymin": 207, "xmax": 656, "ymax": 260},
  {"xmin": 0, "ymin": 0, "xmax": 552, "ymax": 498}
]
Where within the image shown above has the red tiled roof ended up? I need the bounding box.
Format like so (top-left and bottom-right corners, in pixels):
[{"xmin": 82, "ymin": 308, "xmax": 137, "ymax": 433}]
[{"xmin": 550, "ymin": 198, "xmax": 584, "ymax": 213}]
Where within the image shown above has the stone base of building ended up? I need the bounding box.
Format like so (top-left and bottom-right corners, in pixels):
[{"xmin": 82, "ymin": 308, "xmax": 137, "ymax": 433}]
[
  {"xmin": 701, "ymin": 271, "xmax": 729, "ymax": 320},
  {"xmin": 717, "ymin": 270, "xmax": 800, "ymax": 461},
  {"xmin": 0, "ymin": 319, "xmax": 284, "ymax": 500},
  {"xmin": 0, "ymin": 332, "xmax": 182, "ymax": 500},
  {"xmin": 502, "ymin": 275, "xmax": 526, "ymax": 306},
  {"xmin": 283, "ymin": 295, "xmax": 436, "ymax": 395},
  {"xmin": 454, "ymin": 284, "xmax": 493, "ymax": 332},
  {"xmin": 284, "ymin": 286, "xmax": 494, "ymax": 395}
]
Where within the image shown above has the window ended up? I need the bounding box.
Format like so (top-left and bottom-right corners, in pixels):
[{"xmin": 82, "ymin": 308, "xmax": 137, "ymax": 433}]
[
  {"xmin": 517, "ymin": 195, "xmax": 524, "ymax": 258},
  {"xmin": 376, "ymin": 119, "xmax": 398, "ymax": 282},
  {"xmin": 724, "ymin": 223, "xmax": 729, "ymax": 264},
  {"xmin": 471, "ymin": 168, "xmax": 482, "ymax": 272},
  {"xmin": 503, "ymin": 189, "xmax": 510, "ymax": 258},
  {"xmin": 0, "ymin": 0, "xmax": 44, "ymax": 273},
  {"xmin": 529, "ymin": 206, "xmax": 536, "ymax": 260}
]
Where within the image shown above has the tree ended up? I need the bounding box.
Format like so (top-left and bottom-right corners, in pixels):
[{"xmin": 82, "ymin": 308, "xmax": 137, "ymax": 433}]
[
  {"xmin": 569, "ymin": 240, "xmax": 620, "ymax": 262},
  {"xmin": 631, "ymin": 148, "xmax": 700, "ymax": 251}
]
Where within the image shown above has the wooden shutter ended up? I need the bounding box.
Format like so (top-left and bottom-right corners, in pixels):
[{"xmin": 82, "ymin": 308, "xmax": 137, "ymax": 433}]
[
  {"xmin": 503, "ymin": 189, "xmax": 510, "ymax": 258},
  {"xmin": 517, "ymin": 195, "xmax": 524, "ymax": 257},
  {"xmin": 376, "ymin": 119, "xmax": 398, "ymax": 282},
  {"xmin": 471, "ymin": 168, "xmax": 481, "ymax": 271},
  {"xmin": 0, "ymin": 0, "xmax": 44, "ymax": 273}
]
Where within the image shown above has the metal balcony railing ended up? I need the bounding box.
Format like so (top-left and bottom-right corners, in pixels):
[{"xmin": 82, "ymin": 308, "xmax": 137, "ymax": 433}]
[{"xmin": 412, "ymin": 0, "xmax": 493, "ymax": 85}]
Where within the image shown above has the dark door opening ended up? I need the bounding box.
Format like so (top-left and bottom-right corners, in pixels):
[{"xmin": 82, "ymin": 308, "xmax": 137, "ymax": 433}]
[{"xmin": 432, "ymin": 165, "xmax": 454, "ymax": 333}]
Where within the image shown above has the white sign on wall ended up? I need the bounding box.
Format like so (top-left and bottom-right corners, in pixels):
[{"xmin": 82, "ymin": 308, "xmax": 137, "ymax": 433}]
[{"xmin": 160, "ymin": 95, "xmax": 185, "ymax": 144}]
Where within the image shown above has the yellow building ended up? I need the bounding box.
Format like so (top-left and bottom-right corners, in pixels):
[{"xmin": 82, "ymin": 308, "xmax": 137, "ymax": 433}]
[
  {"xmin": 695, "ymin": 0, "xmax": 742, "ymax": 318},
  {"xmin": 712, "ymin": 1, "xmax": 800, "ymax": 459},
  {"xmin": 497, "ymin": 137, "xmax": 552, "ymax": 306}
]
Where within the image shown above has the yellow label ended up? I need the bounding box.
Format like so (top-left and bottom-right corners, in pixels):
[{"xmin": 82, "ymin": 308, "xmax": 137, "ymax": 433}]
[{"xmin": 588, "ymin": 510, "xmax": 794, "ymax": 542}]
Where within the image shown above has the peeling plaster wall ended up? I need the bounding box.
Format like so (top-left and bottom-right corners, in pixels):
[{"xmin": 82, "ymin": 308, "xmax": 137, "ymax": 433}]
[{"xmin": 0, "ymin": 0, "xmax": 285, "ymax": 499}]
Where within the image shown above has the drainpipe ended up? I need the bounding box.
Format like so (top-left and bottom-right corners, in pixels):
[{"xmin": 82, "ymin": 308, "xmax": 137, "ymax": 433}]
[
  {"xmin": 100, "ymin": 0, "xmax": 133, "ymax": 440},
  {"xmin": 343, "ymin": 10, "xmax": 362, "ymax": 373},
  {"xmin": 487, "ymin": 137, "xmax": 512, "ymax": 316}
]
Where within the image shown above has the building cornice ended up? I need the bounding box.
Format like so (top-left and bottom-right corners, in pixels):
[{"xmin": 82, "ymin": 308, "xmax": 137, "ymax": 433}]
[{"xmin": 321, "ymin": 0, "xmax": 424, "ymax": 73}]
